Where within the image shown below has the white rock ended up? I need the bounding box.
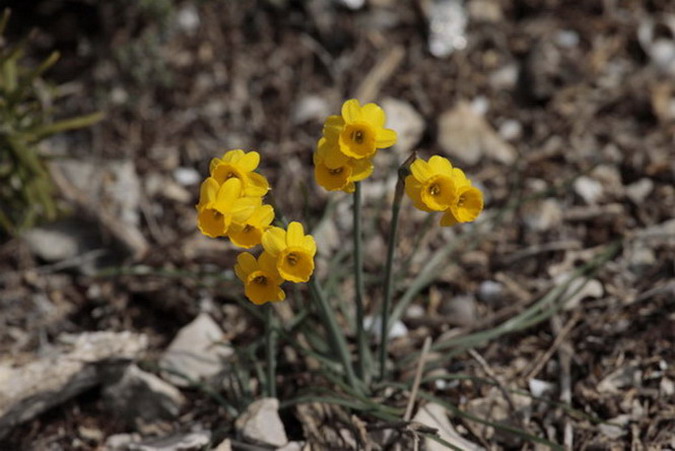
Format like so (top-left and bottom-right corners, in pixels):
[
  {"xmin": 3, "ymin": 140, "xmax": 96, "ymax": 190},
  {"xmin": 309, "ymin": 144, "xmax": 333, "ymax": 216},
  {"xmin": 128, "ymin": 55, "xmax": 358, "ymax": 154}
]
[
  {"xmin": 427, "ymin": 0, "xmax": 468, "ymax": 57},
  {"xmin": 477, "ymin": 280, "xmax": 504, "ymax": 305},
  {"xmin": 292, "ymin": 95, "xmax": 330, "ymax": 124},
  {"xmin": 523, "ymin": 199, "xmax": 563, "ymax": 232},
  {"xmin": 597, "ymin": 365, "xmax": 642, "ymax": 393},
  {"xmin": 0, "ymin": 332, "xmax": 147, "ymax": 439},
  {"xmin": 103, "ymin": 364, "xmax": 185, "ymax": 423},
  {"xmin": 528, "ymin": 379, "xmax": 556, "ymax": 397},
  {"xmin": 573, "ymin": 176, "xmax": 604, "ymax": 204},
  {"xmin": 498, "ymin": 119, "xmax": 522, "ymax": 141},
  {"xmin": 555, "ymin": 274, "xmax": 603, "ymax": 311},
  {"xmin": 555, "ymin": 30, "xmax": 580, "ymax": 48},
  {"xmin": 625, "ymin": 244, "xmax": 656, "ymax": 275},
  {"xmin": 626, "ymin": 178, "xmax": 654, "ymax": 204},
  {"xmin": 160, "ymin": 313, "xmax": 233, "ymax": 387},
  {"xmin": 660, "ymin": 377, "xmax": 674, "ymax": 396},
  {"xmin": 364, "ymin": 316, "xmax": 408, "ymax": 341},
  {"xmin": 23, "ymin": 222, "xmax": 82, "ymax": 262},
  {"xmin": 213, "ymin": 438, "xmax": 232, "ymax": 451},
  {"xmin": 413, "ymin": 403, "xmax": 483, "ymax": 451},
  {"xmin": 438, "ymin": 101, "xmax": 517, "ymax": 165},
  {"xmin": 173, "ymin": 167, "xmax": 201, "ymax": 186},
  {"xmin": 130, "ymin": 431, "xmax": 211, "ymax": 451},
  {"xmin": 176, "ymin": 5, "xmax": 200, "ymax": 34},
  {"xmin": 106, "ymin": 433, "xmax": 142, "ymax": 450},
  {"xmin": 381, "ymin": 97, "xmax": 425, "ymax": 155},
  {"xmin": 490, "ymin": 64, "xmax": 519, "ymax": 90},
  {"xmin": 440, "ymin": 295, "xmax": 477, "ymax": 326},
  {"xmin": 235, "ymin": 398, "xmax": 288, "ymax": 448},
  {"xmin": 599, "ymin": 415, "xmax": 630, "ymax": 440}
]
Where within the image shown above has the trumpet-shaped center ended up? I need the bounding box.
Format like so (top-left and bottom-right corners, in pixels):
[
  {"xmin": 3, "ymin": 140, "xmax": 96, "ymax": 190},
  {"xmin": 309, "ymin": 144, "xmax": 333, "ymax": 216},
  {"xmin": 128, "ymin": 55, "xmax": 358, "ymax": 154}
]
[
  {"xmin": 278, "ymin": 247, "xmax": 314, "ymax": 283},
  {"xmin": 340, "ymin": 123, "xmax": 376, "ymax": 159},
  {"xmin": 420, "ymin": 175, "xmax": 455, "ymax": 211},
  {"xmin": 252, "ymin": 274, "xmax": 267, "ymax": 285},
  {"xmin": 213, "ymin": 163, "xmax": 245, "ymax": 185},
  {"xmin": 328, "ymin": 167, "xmax": 344, "ymax": 175}
]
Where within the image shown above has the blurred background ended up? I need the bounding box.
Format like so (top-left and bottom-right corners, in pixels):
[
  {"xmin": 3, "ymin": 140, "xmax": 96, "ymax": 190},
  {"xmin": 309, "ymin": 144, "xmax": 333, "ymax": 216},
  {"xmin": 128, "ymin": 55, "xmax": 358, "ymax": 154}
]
[{"xmin": 0, "ymin": 0, "xmax": 673, "ymax": 449}]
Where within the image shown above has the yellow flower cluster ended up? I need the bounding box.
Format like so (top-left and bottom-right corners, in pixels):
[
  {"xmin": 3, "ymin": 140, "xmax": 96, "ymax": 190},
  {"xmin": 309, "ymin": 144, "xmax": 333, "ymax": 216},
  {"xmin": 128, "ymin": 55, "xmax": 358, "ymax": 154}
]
[
  {"xmin": 313, "ymin": 99, "xmax": 397, "ymax": 193},
  {"xmin": 197, "ymin": 150, "xmax": 316, "ymax": 305},
  {"xmin": 405, "ymin": 155, "xmax": 484, "ymax": 226}
]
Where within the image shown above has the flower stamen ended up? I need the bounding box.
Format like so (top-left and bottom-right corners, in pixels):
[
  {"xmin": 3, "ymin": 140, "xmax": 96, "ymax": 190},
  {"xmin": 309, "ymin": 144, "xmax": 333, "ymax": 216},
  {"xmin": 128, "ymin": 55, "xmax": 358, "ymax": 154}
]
[
  {"xmin": 252, "ymin": 275, "xmax": 267, "ymax": 285},
  {"xmin": 286, "ymin": 253, "xmax": 298, "ymax": 266}
]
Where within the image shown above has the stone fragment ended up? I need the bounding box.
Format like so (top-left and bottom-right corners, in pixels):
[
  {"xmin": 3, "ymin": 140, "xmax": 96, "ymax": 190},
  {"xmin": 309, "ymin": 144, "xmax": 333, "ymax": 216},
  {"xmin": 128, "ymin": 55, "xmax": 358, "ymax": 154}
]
[
  {"xmin": 528, "ymin": 379, "xmax": 556, "ymax": 397},
  {"xmin": 413, "ymin": 402, "xmax": 483, "ymax": 451},
  {"xmin": 235, "ymin": 398, "xmax": 288, "ymax": 448},
  {"xmin": 0, "ymin": 332, "xmax": 147, "ymax": 439},
  {"xmin": 555, "ymin": 274, "xmax": 603, "ymax": 311},
  {"xmin": 599, "ymin": 415, "xmax": 630, "ymax": 440},
  {"xmin": 103, "ymin": 364, "xmax": 185, "ymax": 424},
  {"xmin": 130, "ymin": 431, "xmax": 211, "ymax": 451},
  {"xmin": 523, "ymin": 199, "xmax": 563, "ymax": 232},
  {"xmin": 213, "ymin": 438, "xmax": 232, "ymax": 451},
  {"xmin": 173, "ymin": 167, "xmax": 201, "ymax": 186},
  {"xmin": 381, "ymin": 97, "xmax": 425, "ymax": 155},
  {"xmin": 438, "ymin": 101, "xmax": 516, "ymax": 165},
  {"xmin": 440, "ymin": 295, "xmax": 477, "ymax": 326},
  {"xmin": 292, "ymin": 95, "xmax": 330, "ymax": 124},
  {"xmin": 626, "ymin": 178, "xmax": 654, "ymax": 204},
  {"xmin": 597, "ymin": 365, "xmax": 642, "ymax": 393},
  {"xmin": 106, "ymin": 433, "xmax": 142, "ymax": 450},
  {"xmin": 477, "ymin": 280, "xmax": 504, "ymax": 305},
  {"xmin": 160, "ymin": 313, "xmax": 232, "ymax": 387},
  {"xmin": 573, "ymin": 176, "xmax": 604, "ymax": 204}
]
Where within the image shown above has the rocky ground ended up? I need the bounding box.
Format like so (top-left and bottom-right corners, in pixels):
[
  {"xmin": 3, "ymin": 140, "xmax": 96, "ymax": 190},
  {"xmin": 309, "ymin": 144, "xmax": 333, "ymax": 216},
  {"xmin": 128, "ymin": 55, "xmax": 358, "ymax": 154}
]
[{"xmin": 1, "ymin": 0, "xmax": 674, "ymax": 449}]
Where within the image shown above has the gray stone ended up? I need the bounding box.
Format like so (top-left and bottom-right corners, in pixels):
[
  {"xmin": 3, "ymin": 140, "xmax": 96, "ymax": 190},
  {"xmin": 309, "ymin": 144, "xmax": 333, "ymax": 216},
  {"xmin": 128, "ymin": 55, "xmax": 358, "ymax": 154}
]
[
  {"xmin": 160, "ymin": 313, "xmax": 232, "ymax": 387},
  {"xmin": 523, "ymin": 199, "xmax": 563, "ymax": 232},
  {"xmin": 235, "ymin": 398, "xmax": 288, "ymax": 448},
  {"xmin": 381, "ymin": 97, "xmax": 425, "ymax": 155},
  {"xmin": 103, "ymin": 364, "xmax": 185, "ymax": 424},
  {"xmin": 440, "ymin": 295, "xmax": 477, "ymax": 326},
  {"xmin": 626, "ymin": 178, "xmax": 654, "ymax": 204},
  {"xmin": 292, "ymin": 95, "xmax": 330, "ymax": 124},
  {"xmin": 0, "ymin": 332, "xmax": 147, "ymax": 439},
  {"xmin": 477, "ymin": 280, "xmax": 504, "ymax": 305},
  {"xmin": 438, "ymin": 102, "xmax": 516, "ymax": 165}
]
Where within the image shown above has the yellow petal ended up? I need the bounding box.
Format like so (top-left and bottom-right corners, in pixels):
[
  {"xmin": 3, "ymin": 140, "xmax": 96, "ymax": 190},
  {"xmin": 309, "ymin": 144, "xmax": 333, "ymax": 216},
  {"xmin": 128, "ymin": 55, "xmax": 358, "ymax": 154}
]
[
  {"xmin": 375, "ymin": 128, "xmax": 397, "ymax": 148},
  {"xmin": 209, "ymin": 158, "xmax": 222, "ymax": 175},
  {"xmin": 440, "ymin": 210, "xmax": 459, "ymax": 227},
  {"xmin": 404, "ymin": 176, "xmax": 432, "ymax": 212},
  {"xmin": 245, "ymin": 172, "xmax": 270, "ymax": 197},
  {"xmin": 303, "ymin": 235, "xmax": 317, "ymax": 257},
  {"xmin": 428, "ymin": 155, "xmax": 453, "ymax": 174},
  {"xmin": 249, "ymin": 204, "xmax": 275, "ymax": 227},
  {"xmin": 259, "ymin": 251, "xmax": 282, "ymax": 282},
  {"xmin": 341, "ymin": 99, "xmax": 363, "ymax": 124},
  {"xmin": 238, "ymin": 151, "xmax": 260, "ymax": 172},
  {"xmin": 197, "ymin": 208, "xmax": 228, "ymax": 237},
  {"xmin": 344, "ymin": 181, "xmax": 356, "ymax": 193},
  {"xmin": 222, "ymin": 149, "xmax": 245, "ymax": 163},
  {"xmin": 214, "ymin": 178, "xmax": 243, "ymax": 212},
  {"xmin": 452, "ymin": 167, "xmax": 471, "ymax": 189},
  {"xmin": 198, "ymin": 177, "xmax": 219, "ymax": 209},
  {"xmin": 410, "ymin": 159, "xmax": 434, "ymax": 182},
  {"xmin": 262, "ymin": 226, "xmax": 287, "ymax": 256},
  {"xmin": 286, "ymin": 221, "xmax": 305, "ymax": 247},
  {"xmin": 362, "ymin": 103, "xmax": 385, "ymax": 128},
  {"xmin": 451, "ymin": 186, "xmax": 484, "ymax": 223},
  {"xmin": 318, "ymin": 138, "xmax": 349, "ymax": 169},
  {"xmin": 349, "ymin": 158, "xmax": 373, "ymax": 182},
  {"xmin": 323, "ymin": 115, "xmax": 345, "ymax": 140},
  {"xmin": 230, "ymin": 196, "xmax": 261, "ymax": 223},
  {"xmin": 235, "ymin": 252, "xmax": 258, "ymax": 279}
]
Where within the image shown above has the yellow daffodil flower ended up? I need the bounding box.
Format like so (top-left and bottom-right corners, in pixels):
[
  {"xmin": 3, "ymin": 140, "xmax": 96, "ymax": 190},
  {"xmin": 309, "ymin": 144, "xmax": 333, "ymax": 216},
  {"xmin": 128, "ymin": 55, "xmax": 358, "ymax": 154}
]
[
  {"xmin": 261, "ymin": 221, "xmax": 317, "ymax": 283},
  {"xmin": 440, "ymin": 168, "xmax": 484, "ymax": 226},
  {"xmin": 196, "ymin": 177, "xmax": 261, "ymax": 238},
  {"xmin": 210, "ymin": 149, "xmax": 270, "ymax": 197},
  {"xmin": 335, "ymin": 99, "xmax": 397, "ymax": 160},
  {"xmin": 313, "ymin": 138, "xmax": 373, "ymax": 193},
  {"xmin": 228, "ymin": 204, "xmax": 275, "ymax": 249},
  {"xmin": 234, "ymin": 252, "xmax": 285, "ymax": 305},
  {"xmin": 405, "ymin": 156, "xmax": 458, "ymax": 212},
  {"xmin": 405, "ymin": 156, "xmax": 484, "ymax": 226}
]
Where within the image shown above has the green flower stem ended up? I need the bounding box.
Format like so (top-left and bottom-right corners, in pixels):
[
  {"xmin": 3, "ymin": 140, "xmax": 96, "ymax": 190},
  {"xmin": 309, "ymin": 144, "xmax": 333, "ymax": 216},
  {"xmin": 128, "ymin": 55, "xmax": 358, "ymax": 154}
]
[
  {"xmin": 353, "ymin": 182, "xmax": 368, "ymax": 381},
  {"xmin": 379, "ymin": 153, "xmax": 416, "ymax": 381},
  {"xmin": 309, "ymin": 277, "xmax": 363, "ymax": 395},
  {"xmin": 265, "ymin": 303, "xmax": 277, "ymax": 398}
]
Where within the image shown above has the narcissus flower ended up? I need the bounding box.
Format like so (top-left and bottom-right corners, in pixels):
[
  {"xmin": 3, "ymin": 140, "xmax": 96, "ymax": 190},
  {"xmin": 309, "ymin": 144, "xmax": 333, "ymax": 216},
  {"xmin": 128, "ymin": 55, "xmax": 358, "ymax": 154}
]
[
  {"xmin": 210, "ymin": 149, "xmax": 270, "ymax": 197},
  {"xmin": 313, "ymin": 139, "xmax": 373, "ymax": 193},
  {"xmin": 262, "ymin": 221, "xmax": 317, "ymax": 283},
  {"xmin": 333, "ymin": 99, "xmax": 397, "ymax": 160},
  {"xmin": 235, "ymin": 252, "xmax": 285, "ymax": 305},
  {"xmin": 196, "ymin": 177, "xmax": 261, "ymax": 238},
  {"xmin": 228, "ymin": 204, "xmax": 275, "ymax": 249},
  {"xmin": 440, "ymin": 168, "xmax": 484, "ymax": 226},
  {"xmin": 404, "ymin": 155, "xmax": 483, "ymax": 226}
]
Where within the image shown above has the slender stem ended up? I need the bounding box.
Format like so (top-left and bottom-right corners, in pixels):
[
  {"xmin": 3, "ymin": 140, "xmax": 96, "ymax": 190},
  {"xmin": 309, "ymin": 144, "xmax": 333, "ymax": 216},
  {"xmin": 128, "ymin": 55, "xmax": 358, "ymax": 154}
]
[
  {"xmin": 309, "ymin": 277, "xmax": 363, "ymax": 395},
  {"xmin": 353, "ymin": 182, "xmax": 368, "ymax": 381},
  {"xmin": 265, "ymin": 304, "xmax": 276, "ymax": 398},
  {"xmin": 379, "ymin": 153, "xmax": 415, "ymax": 381}
]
